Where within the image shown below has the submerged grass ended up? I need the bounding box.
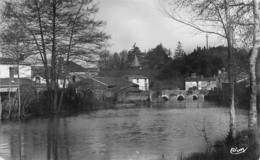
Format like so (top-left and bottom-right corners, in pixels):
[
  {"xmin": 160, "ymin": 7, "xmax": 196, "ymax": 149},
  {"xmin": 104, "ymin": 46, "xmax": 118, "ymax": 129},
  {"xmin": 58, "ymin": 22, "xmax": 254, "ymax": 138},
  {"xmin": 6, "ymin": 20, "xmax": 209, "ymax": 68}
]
[{"xmin": 181, "ymin": 130, "xmax": 259, "ymax": 160}]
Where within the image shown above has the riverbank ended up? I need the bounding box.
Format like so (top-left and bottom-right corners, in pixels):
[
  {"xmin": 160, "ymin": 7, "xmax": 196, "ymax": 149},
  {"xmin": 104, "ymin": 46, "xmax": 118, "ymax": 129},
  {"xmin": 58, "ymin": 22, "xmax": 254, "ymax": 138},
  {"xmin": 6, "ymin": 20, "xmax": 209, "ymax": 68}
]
[
  {"xmin": 0, "ymin": 96, "xmax": 152, "ymax": 120},
  {"xmin": 205, "ymin": 84, "xmax": 250, "ymax": 110},
  {"xmin": 181, "ymin": 130, "xmax": 258, "ymax": 160}
]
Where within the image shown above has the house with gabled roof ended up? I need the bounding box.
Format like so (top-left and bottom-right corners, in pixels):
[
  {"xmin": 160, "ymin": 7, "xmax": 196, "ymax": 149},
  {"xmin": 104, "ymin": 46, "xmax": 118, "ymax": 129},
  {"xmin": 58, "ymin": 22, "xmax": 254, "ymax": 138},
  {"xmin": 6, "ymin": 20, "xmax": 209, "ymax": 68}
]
[
  {"xmin": 75, "ymin": 77, "xmax": 139, "ymax": 102},
  {"xmin": 31, "ymin": 59, "xmax": 91, "ymax": 88},
  {"xmin": 124, "ymin": 75, "xmax": 149, "ymax": 91},
  {"xmin": 123, "ymin": 53, "xmax": 150, "ymax": 91},
  {"xmin": 0, "ymin": 57, "xmax": 35, "ymax": 93},
  {"xmin": 0, "ymin": 78, "xmax": 45, "ymax": 93},
  {"xmin": 0, "ymin": 57, "xmax": 32, "ymax": 79},
  {"xmin": 185, "ymin": 73, "xmax": 217, "ymax": 90},
  {"xmin": 31, "ymin": 66, "xmax": 68, "ymax": 88}
]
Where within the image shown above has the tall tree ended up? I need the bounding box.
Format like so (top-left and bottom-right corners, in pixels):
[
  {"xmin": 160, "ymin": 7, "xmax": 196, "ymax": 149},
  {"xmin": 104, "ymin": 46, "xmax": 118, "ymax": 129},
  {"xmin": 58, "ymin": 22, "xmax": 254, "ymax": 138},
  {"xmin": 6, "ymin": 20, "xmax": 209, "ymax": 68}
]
[
  {"xmin": 2, "ymin": 0, "xmax": 109, "ymax": 113},
  {"xmin": 249, "ymin": 1, "xmax": 260, "ymax": 155},
  {"xmin": 0, "ymin": 22, "xmax": 30, "ymax": 117},
  {"xmin": 145, "ymin": 43, "xmax": 171, "ymax": 69},
  {"xmin": 99, "ymin": 50, "xmax": 112, "ymax": 69},
  {"xmin": 160, "ymin": 0, "xmax": 243, "ymax": 139},
  {"xmin": 119, "ymin": 50, "xmax": 128, "ymax": 69},
  {"xmin": 174, "ymin": 41, "xmax": 185, "ymax": 59},
  {"xmin": 112, "ymin": 52, "xmax": 121, "ymax": 69}
]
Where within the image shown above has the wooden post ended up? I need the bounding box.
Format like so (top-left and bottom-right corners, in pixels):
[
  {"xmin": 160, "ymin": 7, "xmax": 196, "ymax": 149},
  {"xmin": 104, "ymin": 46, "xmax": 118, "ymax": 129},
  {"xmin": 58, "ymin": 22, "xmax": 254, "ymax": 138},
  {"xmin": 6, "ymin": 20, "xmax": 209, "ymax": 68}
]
[{"xmin": 0, "ymin": 96, "xmax": 2, "ymax": 120}]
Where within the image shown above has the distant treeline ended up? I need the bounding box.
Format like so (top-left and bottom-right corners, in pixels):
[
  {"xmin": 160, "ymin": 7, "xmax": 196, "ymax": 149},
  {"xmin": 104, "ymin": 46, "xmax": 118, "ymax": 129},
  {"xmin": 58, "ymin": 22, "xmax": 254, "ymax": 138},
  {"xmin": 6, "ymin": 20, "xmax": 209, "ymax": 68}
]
[{"xmin": 100, "ymin": 44, "xmax": 249, "ymax": 89}]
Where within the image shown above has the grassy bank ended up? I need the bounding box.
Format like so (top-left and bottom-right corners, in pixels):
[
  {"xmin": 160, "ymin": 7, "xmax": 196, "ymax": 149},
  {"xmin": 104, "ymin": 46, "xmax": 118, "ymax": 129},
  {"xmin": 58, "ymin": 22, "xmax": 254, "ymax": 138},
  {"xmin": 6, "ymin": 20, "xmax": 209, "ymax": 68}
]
[{"xmin": 181, "ymin": 130, "xmax": 259, "ymax": 160}]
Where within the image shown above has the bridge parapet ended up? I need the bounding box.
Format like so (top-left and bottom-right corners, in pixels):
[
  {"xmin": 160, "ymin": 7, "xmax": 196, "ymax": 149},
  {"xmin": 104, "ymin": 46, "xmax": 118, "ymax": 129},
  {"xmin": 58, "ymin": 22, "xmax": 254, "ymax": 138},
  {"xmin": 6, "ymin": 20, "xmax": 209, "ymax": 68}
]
[{"xmin": 161, "ymin": 89, "xmax": 205, "ymax": 101}]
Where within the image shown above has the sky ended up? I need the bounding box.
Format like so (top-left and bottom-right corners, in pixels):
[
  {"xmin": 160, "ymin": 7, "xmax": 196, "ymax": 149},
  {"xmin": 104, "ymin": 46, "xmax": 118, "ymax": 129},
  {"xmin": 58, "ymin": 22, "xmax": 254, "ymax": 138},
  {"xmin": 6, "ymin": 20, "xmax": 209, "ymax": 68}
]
[{"xmin": 96, "ymin": 0, "xmax": 221, "ymax": 54}]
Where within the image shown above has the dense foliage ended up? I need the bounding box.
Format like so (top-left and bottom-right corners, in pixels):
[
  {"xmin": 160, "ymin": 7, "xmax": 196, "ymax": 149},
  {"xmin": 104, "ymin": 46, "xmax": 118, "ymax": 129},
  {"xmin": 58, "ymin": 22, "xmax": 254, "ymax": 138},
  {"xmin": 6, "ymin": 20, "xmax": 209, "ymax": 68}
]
[
  {"xmin": 99, "ymin": 44, "xmax": 249, "ymax": 89},
  {"xmin": 157, "ymin": 46, "xmax": 249, "ymax": 80}
]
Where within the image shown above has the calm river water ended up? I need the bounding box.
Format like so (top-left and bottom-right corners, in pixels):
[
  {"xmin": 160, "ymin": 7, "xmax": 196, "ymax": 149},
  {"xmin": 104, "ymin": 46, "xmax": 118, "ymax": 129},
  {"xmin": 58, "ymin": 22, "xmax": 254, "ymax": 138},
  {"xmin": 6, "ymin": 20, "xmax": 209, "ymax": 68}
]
[{"xmin": 0, "ymin": 101, "xmax": 248, "ymax": 160}]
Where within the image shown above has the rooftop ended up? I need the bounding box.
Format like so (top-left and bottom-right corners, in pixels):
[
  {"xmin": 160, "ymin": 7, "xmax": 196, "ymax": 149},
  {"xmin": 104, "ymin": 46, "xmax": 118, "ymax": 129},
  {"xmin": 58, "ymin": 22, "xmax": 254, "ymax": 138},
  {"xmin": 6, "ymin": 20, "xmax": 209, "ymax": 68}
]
[
  {"xmin": 185, "ymin": 77, "xmax": 216, "ymax": 82},
  {"xmin": 92, "ymin": 77, "xmax": 138, "ymax": 87},
  {"xmin": 32, "ymin": 61, "xmax": 87, "ymax": 79},
  {"xmin": 124, "ymin": 75, "xmax": 148, "ymax": 79},
  {"xmin": 66, "ymin": 61, "xmax": 86, "ymax": 72},
  {"xmin": 0, "ymin": 57, "xmax": 30, "ymax": 65},
  {"xmin": 32, "ymin": 66, "xmax": 66, "ymax": 79},
  {"xmin": 0, "ymin": 78, "xmax": 38, "ymax": 86}
]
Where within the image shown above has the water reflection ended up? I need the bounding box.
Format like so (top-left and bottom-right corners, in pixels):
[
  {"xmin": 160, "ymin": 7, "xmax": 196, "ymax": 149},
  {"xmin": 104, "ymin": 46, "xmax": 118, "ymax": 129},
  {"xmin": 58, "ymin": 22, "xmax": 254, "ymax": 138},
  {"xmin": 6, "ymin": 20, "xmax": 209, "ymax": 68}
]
[
  {"xmin": 47, "ymin": 118, "xmax": 71, "ymax": 160},
  {"xmin": 0, "ymin": 101, "xmax": 248, "ymax": 160},
  {"xmin": 161, "ymin": 100, "xmax": 220, "ymax": 108}
]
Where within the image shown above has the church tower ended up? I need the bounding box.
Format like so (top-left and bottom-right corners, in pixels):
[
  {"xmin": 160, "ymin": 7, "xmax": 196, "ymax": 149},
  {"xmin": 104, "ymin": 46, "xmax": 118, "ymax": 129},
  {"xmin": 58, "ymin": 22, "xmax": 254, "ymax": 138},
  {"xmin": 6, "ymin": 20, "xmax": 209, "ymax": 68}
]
[{"xmin": 129, "ymin": 54, "xmax": 141, "ymax": 69}]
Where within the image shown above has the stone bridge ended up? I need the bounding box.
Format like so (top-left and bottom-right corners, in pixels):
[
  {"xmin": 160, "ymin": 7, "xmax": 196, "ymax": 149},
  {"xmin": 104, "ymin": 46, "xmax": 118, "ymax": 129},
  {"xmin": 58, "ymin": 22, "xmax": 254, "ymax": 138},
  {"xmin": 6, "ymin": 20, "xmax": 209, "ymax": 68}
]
[{"xmin": 161, "ymin": 89, "xmax": 205, "ymax": 101}]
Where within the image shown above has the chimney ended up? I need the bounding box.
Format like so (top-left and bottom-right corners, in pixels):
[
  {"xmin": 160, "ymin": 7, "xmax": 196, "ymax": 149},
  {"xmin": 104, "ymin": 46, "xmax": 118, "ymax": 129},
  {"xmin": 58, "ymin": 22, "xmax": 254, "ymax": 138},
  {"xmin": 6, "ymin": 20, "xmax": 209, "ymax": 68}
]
[
  {"xmin": 191, "ymin": 73, "xmax": 196, "ymax": 78},
  {"xmin": 9, "ymin": 67, "xmax": 14, "ymax": 82}
]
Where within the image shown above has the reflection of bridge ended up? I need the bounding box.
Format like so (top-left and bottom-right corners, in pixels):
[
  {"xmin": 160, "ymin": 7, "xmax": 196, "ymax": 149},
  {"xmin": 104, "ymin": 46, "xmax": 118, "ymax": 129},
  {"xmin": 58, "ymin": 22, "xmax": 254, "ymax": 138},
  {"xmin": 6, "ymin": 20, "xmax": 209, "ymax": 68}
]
[{"xmin": 161, "ymin": 89, "xmax": 205, "ymax": 101}]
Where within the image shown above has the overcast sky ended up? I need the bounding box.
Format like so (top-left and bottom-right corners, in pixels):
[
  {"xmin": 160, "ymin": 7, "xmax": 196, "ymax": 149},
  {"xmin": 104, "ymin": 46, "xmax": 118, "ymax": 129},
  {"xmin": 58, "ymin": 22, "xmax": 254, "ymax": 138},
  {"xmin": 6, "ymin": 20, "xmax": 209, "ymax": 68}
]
[{"xmin": 96, "ymin": 0, "xmax": 221, "ymax": 54}]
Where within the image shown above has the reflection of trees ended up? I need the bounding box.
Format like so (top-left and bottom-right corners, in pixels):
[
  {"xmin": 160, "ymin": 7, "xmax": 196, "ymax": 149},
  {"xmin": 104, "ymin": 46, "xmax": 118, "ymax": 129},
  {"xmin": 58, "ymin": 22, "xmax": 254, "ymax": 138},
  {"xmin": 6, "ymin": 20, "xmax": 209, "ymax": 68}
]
[
  {"xmin": 47, "ymin": 118, "xmax": 71, "ymax": 160},
  {"xmin": 63, "ymin": 119, "xmax": 70, "ymax": 160},
  {"xmin": 6, "ymin": 118, "xmax": 72, "ymax": 160},
  {"xmin": 9, "ymin": 121, "xmax": 23, "ymax": 160}
]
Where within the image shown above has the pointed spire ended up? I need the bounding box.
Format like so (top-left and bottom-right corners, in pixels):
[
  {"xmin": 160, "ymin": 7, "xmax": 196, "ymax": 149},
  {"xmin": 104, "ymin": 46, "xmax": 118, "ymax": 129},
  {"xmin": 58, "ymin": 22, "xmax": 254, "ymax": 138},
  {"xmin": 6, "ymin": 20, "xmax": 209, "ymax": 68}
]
[{"xmin": 130, "ymin": 54, "xmax": 141, "ymax": 68}]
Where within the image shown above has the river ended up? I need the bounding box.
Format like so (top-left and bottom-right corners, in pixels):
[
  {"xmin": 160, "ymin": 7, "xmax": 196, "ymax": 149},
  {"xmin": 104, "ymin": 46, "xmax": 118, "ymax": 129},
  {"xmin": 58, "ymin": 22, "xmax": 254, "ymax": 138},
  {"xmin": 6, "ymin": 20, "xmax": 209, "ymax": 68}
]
[{"xmin": 0, "ymin": 101, "xmax": 248, "ymax": 160}]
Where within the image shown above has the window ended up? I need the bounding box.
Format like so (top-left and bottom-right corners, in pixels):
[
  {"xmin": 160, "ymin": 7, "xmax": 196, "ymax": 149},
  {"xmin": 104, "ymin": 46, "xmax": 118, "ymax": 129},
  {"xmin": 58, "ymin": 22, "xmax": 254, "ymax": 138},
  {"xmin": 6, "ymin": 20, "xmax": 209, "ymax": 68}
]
[
  {"xmin": 136, "ymin": 78, "xmax": 139, "ymax": 83},
  {"xmin": 35, "ymin": 76, "xmax": 41, "ymax": 83},
  {"xmin": 11, "ymin": 67, "xmax": 18, "ymax": 74},
  {"xmin": 72, "ymin": 76, "xmax": 76, "ymax": 82}
]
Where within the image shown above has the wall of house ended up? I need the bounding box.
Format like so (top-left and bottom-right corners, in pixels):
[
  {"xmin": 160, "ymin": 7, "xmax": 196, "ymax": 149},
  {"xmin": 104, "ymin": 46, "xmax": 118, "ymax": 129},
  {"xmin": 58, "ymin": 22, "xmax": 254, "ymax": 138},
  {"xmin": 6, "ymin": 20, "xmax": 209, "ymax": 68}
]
[
  {"xmin": 69, "ymin": 72, "xmax": 86, "ymax": 83},
  {"xmin": 58, "ymin": 79, "xmax": 68, "ymax": 88},
  {"xmin": 198, "ymin": 81, "xmax": 217, "ymax": 90},
  {"xmin": 185, "ymin": 81, "xmax": 197, "ymax": 90},
  {"xmin": 186, "ymin": 80, "xmax": 216, "ymax": 90},
  {"xmin": 32, "ymin": 76, "xmax": 46, "ymax": 84},
  {"xmin": 198, "ymin": 81, "xmax": 207, "ymax": 90},
  {"xmin": 132, "ymin": 78, "xmax": 149, "ymax": 91},
  {"xmin": 0, "ymin": 64, "xmax": 31, "ymax": 79},
  {"xmin": 32, "ymin": 75, "xmax": 68, "ymax": 88},
  {"xmin": 17, "ymin": 65, "xmax": 32, "ymax": 78},
  {"xmin": 209, "ymin": 81, "xmax": 217, "ymax": 90}
]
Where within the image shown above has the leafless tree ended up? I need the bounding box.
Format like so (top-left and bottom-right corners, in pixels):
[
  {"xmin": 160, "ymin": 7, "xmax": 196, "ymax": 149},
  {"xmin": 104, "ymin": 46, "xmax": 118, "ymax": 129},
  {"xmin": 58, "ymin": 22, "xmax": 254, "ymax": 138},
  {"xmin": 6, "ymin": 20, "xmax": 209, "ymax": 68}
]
[
  {"xmin": 2, "ymin": 0, "xmax": 109, "ymax": 113},
  {"xmin": 160, "ymin": 0, "xmax": 244, "ymax": 139},
  {"xmin": 248, "ymin": 1, "xmax": 260, "ymax": 156},
  {"xmin": 161, "ymin": 1, "xmax": 260, "ymax": 156},
  {"xmin": 0, "ymin": 22, "xmax": 31, "ymax": 117}
]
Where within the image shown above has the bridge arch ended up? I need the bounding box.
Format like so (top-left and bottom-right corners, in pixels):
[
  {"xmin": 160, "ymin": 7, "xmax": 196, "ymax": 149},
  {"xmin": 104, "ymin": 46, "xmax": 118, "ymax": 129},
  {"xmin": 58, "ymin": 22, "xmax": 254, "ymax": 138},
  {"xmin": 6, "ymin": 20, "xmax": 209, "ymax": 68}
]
[
  {"xmin": 177, "ymin": 94, "xmax": 185, "ymax": 101},
  {"xmin": 192, "ymin": 94, "xmax": 198, "ymax": 100},
  {"xmin": 162, "ymin": 95, "xmax": 169, "ymax": 101}
]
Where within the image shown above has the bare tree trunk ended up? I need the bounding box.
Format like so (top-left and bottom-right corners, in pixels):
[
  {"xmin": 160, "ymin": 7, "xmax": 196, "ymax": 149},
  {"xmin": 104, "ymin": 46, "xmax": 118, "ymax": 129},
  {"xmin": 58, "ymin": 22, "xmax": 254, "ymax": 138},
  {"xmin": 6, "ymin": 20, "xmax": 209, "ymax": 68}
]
[
  {"xmin": 52, "ymin": 0, "xmax": 58, "ymax": 114},
  {"xmin": 248, "ymin": 1, "xmax": 260, "ymax": 158},
  {"xmin": 17, "ymin": 53, "xmax": 21, "ymax": 118},
  {"xmin": 57, "ymin": 3, "xmax": 84, "ymax": 112},
  {"xmin": 224, "ymin": 0, "xmax": 236, "ymax": 139},
  {"xmin": 35, "ymin": 0, "xmax": 52, "ymax": 114},
  {"xmin": 57, "ymin": 76, "xmax": 66, "ymax": 113},
  {"xmin": 250, "ymin": 0, "xmax": 260, "ymax": 134},
  {"xmin": 0, "ymin": 96, "xmax": 2, "ymax": 120}
]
